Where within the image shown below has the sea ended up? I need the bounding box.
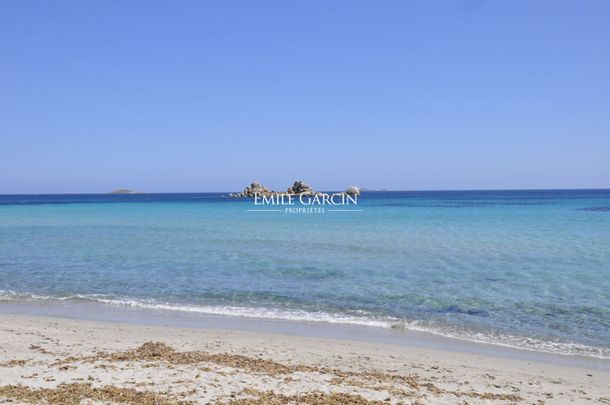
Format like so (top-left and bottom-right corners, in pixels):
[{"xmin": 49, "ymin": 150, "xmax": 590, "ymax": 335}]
[{"xmin": 0, "ymin": 190, "xmax": 609, "ymax": 359}]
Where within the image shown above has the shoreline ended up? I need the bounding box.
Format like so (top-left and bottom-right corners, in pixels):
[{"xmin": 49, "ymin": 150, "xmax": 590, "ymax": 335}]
[
  {"xmin": 1, "ymin": 300, "xmax": 609, "ymax": 373},
  {"xmin": 0, "ymin": 314, "xmax": 608, "ymax": 404}
]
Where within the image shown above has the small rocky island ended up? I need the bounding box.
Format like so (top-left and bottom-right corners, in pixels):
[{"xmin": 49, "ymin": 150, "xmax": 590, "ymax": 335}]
[
  {"xmin": 108, "ymin": 189, "xmax": 142, "ymax": 194},
  {"xmin": 229, "ymin": 181, "xmax": 360, "ymax": 198}
]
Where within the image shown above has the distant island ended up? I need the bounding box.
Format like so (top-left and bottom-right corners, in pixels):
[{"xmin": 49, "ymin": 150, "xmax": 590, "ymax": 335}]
[{"xmin": 108, "ymin": 189, "xmax": 143, "ymax": 194}]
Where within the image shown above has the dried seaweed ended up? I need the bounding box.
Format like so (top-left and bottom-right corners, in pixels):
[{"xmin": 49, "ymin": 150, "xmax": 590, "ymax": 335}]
[
  {"xmin": 226, "ymin": 388, "xmax": 386, "ymax": 405},
  {"xmin": 0, "ymin": 382, "xmax": 193, "ymax": 405}
]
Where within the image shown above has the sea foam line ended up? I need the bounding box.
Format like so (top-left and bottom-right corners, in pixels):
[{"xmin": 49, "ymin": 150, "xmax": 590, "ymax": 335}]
[
  {"xmin": 1, "ymin": 290, "xmax": 608, "ymax": 359},
  {"xmin": 0, "ymin": 290, "xmax": 393, "ymax": 328},
  {"xmin": 93, "ymin": 297, "xmax": 394, "ymax": 328}
]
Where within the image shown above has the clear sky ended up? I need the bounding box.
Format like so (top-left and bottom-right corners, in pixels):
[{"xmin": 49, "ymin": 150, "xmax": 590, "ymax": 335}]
[{"xmin": 1, "ymin": 1, "xmax": 609, "ymax": 193}]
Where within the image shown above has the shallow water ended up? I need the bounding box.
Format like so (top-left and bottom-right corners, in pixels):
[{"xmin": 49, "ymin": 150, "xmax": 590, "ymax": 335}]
[{"xmin": 1, "ymin": 190, "xmax": 609, "ymax": 358}]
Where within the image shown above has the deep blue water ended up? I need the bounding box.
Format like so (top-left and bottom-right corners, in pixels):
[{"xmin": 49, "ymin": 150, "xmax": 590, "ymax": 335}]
[{"xmin": 1, "ymin": 190, "xmax": 609, "ymax": 358}]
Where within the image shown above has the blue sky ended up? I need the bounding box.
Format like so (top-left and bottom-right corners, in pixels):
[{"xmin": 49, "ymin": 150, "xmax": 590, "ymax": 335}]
[{"xmin": 1, "ymin": 1, "xmax": 609, "ymax": 193}]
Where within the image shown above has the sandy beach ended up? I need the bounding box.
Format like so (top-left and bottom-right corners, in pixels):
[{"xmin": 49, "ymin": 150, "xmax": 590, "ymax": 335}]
[{"xmin": 0, "ymin": 315, "xmax": 607, "ymax": 404}]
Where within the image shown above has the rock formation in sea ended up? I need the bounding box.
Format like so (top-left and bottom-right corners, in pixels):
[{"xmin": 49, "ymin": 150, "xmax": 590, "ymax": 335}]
[
  {"xmin": 287, "ymin": 181, "xmax": 316, "ymax": 196},
  {"xmin": 229, "ymin": 181, "xmax": 359, "ymax": 198},
  {"xmin": 345, "ymin": 186, "xmax": 361, "ymax": 196},
  {"xmin": 236, "ymin": 181, "xmax": 271, "ymax": 198}
]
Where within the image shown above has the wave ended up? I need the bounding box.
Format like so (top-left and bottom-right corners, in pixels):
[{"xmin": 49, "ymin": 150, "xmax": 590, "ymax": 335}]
[
  {"xmin": 1, "ymin": 290, "xmax": 608, "ymax": 359},
  {"xmin": 0, "ymin": 290, "xmax": 395, "ymax": 328}
]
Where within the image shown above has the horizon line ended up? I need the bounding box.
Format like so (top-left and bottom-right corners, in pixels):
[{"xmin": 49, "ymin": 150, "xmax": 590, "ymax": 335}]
[{"xmin": 1, "ymin": 186, "xmax": 609, "ymax": 196}]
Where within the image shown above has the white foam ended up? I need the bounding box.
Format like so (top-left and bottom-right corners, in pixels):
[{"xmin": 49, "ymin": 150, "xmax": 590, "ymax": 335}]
[
  {"xmin": 403, "ymin": 321, "xmax": 610, "ymax": 360},
  {"xmin": 91, "ymin": 296, "xmax": 395, "ymax": 328},
  {"xmin": 1, "ymin": 290, "xmax": 608, "ymax": 359}
]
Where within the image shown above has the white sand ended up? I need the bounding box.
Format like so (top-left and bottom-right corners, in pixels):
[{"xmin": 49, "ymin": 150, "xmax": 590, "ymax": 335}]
[{"xmin": 0, "ymin": 314, "xmax": 608, "ymax": 404}]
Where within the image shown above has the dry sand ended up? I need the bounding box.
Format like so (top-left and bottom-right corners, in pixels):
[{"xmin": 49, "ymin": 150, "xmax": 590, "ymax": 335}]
[{"xmin": 0, "ymin": 314, "xmax": 608, "ymax": 404}]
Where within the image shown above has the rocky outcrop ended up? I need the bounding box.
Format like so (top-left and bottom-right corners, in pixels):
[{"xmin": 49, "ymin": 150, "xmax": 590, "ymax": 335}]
[
  {"xmin": 230, "ymin": 181, "xmax": 360, "ymax": 199},
  {"xmin": 287, "ymin": 181, "xmax": 316, "ymax": 196},
  {"xmin": 229, "ymin": 181, "xmax": 273, "ymax": 198},
  {"xmin": 230, "ymin": 180, "xmax": 320, "ymax": 198},
  {"xmin": 345, "ymin": 186, "xmax": 360, "ymax": 196}
]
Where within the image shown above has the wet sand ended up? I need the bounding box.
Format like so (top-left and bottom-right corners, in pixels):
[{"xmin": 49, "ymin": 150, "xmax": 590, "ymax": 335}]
[{"xmin": 0, "ymin": 314, "xmax": 608, "ymax": 404}]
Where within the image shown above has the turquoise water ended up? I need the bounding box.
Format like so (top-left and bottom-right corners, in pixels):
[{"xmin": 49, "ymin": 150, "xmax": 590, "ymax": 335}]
[{"xmin": 1, "ymin": 190, "xmax": 609, "ymax": 358}]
